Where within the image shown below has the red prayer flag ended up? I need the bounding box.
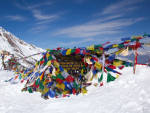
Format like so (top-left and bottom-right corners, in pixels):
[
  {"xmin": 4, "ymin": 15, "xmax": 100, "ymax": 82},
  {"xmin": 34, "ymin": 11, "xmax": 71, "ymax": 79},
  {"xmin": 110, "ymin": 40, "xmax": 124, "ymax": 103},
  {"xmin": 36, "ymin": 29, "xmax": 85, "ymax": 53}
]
[{"xmin": 75, "ymin": 48, "xmax": 80, "ymax": 54}]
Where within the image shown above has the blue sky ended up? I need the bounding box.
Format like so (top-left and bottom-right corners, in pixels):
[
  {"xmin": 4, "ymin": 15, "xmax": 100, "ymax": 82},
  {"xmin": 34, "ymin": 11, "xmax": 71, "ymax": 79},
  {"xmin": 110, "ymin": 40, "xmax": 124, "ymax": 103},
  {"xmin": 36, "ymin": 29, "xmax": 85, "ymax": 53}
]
[{"xmin": 0, "ymin": 0, "xmax": 150, "ymax": 49}]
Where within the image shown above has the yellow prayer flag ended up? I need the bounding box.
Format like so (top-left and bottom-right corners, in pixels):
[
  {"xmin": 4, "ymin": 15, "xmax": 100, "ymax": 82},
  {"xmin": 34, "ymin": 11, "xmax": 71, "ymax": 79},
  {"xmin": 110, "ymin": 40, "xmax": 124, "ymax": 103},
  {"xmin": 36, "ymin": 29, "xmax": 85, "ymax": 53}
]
[
  {"xmin": 81, "ymin": 87, "xmax": 87, "ymax": 94},
  {"xmin": 113, "ymin": 44, "xmax": 118, "ymax": 48},
  {"xmin": 120, "ymin": 47, "xmax": 129, "ymax": 56},
  {"xmin": 63, "ymin": 91, "xmax": 69, "ymax": 95},
  {"xmin": 90, "ymin": 75, "xmax": 94, "ymax": 81},
  {"xmin": 116, "ymin": 74, "xmax": 119, "ymax": 78},
  {"xmin": 42, "ymin": 87, "xmax": 49, "ymax": 95},
  {"xmin": 55, "ymin": 70, "xmax": 59, "ymax": 75},
  {"xmin": 115, "ymin": 49, "xmax": 124, "ymax": 55},
  {"xmin": 47, "ymin": 61, "xmax": 51, "ymax": 66},
  {"xmin": 54, "ymin": 61, "xmax": 59, "ymax": 68},
  {"xmin": 66, "ymin": 49, "xmax": 72, "ymax": 55},
  {"xmin": 95, "ymin": 62, "xmax": 102, "ymax": 70},
  {"xmin": 87, "ymin": 45, "xmax": 94, "ymax": 50},
  {"xmin": 46, "ymin": 53, "xmax": 50, "ymax": 59},
  {"xmin": 113, "ymin": 60, "xmax": 122, "ymax": 67},
  {"xmin": 56, "ymin": 83, "xmax": 65, "ymax": 90}
]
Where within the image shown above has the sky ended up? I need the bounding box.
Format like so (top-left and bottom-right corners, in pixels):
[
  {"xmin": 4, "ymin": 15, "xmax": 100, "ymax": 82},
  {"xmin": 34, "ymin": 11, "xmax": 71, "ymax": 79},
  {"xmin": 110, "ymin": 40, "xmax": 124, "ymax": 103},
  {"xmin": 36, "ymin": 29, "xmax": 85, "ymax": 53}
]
[{"xmin": 0, "ymin": 0, "xmax": 150, "ymax": 49}]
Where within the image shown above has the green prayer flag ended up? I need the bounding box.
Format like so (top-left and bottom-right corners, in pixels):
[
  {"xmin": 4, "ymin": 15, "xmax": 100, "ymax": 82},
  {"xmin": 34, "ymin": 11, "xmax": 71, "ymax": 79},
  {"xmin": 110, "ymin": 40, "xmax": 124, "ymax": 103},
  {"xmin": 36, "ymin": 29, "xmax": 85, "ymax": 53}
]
[
  {"xmin": 40, "ymin": 57, "xmax": 44, "ymax": 62},
  {"xmin": 43, "ymin": 61, "xmax": 48, "ymax": 66},
  {"xmin": 39, "ymin": 82, "xmax": 44, "ymax": 90},
  {"xmin": 94, "ymin": 44, "xmax": 102, "ymax": 48},
  {"xmin": 98, "ymin": 73, "xmax": 103, "ymax": 83},
  {"xmin": 107, "ymin": 73, "xmax": 116, "ymax": 83},
  {"xmin": 118, "ymin": 44, "xmax": 124, "ymax": 48},
  {"xmin": 71, "ymin": 49, "xmax": 76, "ymax": 53},
  {"xmin": 28, "ymin": 87, "xmax": 33, "ymax": 93},
  {"xmin": 105, "ymin": 67, "xmax": 111, "ymax": 72},
  {"xmin": 131, "ymin": 38, "xmax": 136, "ymax": 42},
  {"xmin": 48, "ymin": 56, "xmax": 53, "ymax": 60},
  {"xmin": 52, "ymin": 75, "xmax": 56, "ymax": 80},
  {"xmin": 35, "ymin": 78, "xmax": 40, "ymax": 85},
  {"xmin": 73, "ymin": 81, "xmax": 79, "ymax": 90},
  {"xmin": 57, "ymin": 73, "xmax": 64, "ymax": 80}
]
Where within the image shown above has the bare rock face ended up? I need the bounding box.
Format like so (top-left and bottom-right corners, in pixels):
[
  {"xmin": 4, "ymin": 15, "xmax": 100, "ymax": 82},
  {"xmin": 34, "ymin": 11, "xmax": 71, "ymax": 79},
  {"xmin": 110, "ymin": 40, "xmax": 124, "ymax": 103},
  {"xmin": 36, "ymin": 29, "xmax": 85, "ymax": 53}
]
[{"xmin": 0, "ymin": 27, "xmax": 44, "ymax": 67}]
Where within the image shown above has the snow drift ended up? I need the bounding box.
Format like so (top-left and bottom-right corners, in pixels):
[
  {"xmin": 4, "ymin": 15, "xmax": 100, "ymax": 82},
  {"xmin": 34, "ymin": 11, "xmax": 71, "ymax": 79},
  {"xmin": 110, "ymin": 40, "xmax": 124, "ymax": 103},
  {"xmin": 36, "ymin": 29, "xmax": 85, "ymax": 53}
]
[{"xmin": 0, "ymin": 65, "xmax": 150, "ymax": 113}]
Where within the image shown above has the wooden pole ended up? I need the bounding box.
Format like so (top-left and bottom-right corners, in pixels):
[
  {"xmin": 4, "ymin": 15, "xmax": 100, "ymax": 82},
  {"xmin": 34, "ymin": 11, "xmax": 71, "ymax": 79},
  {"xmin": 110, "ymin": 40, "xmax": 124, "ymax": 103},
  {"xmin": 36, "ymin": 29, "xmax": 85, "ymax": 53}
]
[
  {"xmin": 133, "ymin": 43, "xmax": 138, "ymax": 74},
  {"xmin": 1, "ymin": 54, "xmax": 6, "ymax": 70}
]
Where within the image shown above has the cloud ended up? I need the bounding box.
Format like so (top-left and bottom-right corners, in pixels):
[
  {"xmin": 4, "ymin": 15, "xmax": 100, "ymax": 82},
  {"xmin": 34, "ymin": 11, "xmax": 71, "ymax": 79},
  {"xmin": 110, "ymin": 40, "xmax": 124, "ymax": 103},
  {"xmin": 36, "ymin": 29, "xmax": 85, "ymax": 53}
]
[
  {"xmin": 53, "ymin": 0, "xmax": 145, "ymax": 38},
  {"xmin": 35, "ymin": 20, "xmax": 56, "ymax": 25},
  {"xmin": 30, "ymin": 25, "xmax": 48, "ymax": 33},
  {"xmin": 32, "ymin": 10, "xmax": 59, "ymax": 21},
  {"xmin": 102, "ymin": 0, "xmax": 143, "ymax": 15},
  {"xmin": 15, "ymin": 1, "xmax": 59, "ymax": 21},
  {"xmin": 88, "ymin": 14, "xmax": 123, "ymax": 24},
  {"xmin": 54, "ymin": 17, "xmax": 144, "ymax": 38},
  {"xmin": 30, "ymin": 9, "xmax": 60, "ymax": 32},
  {"xmin": 57, "ymin": 38, "xmax": 94, "ymax": 47},
  {"xmin": 15, "ymin": 1, "xmax": 60, "ymax": 25},
  {"xmin": 15, "ymin": 1, "xmax": 60, "ymax": 32},
  {"xmin": 15, "ymin": 1, "xmax": 52, "ymax": 10},
  {"xmin": 6, "ymin": 15, "xmax": 26, "ymax": 21},
  {"xmin": 26, "ymin": 1, "xmax": 52, "ymax": 9}
]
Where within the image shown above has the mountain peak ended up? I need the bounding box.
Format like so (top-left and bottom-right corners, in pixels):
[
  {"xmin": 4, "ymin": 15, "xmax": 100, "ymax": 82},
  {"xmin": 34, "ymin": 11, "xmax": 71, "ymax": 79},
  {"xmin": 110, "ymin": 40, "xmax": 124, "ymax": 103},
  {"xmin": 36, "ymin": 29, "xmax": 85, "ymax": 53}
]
[
  {"xmin": 0, "ymin": 27, "xmax": 44, "ymax": 68},
  {"xmin": 0, "ymin": 26, "xmax": 7, "ymax": 33}
]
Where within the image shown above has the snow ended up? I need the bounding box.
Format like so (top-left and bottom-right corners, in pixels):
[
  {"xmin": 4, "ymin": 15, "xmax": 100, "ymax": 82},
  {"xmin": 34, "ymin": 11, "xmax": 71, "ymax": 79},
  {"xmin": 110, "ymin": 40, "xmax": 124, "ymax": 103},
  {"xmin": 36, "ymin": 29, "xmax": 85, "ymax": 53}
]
[
  {"xmin": 0, "ymin": 65, "xmax": 150, "ymax": 113},
  {"xmin": 0, "ymin": 27, "xmax": 44, "ymax": 67}
]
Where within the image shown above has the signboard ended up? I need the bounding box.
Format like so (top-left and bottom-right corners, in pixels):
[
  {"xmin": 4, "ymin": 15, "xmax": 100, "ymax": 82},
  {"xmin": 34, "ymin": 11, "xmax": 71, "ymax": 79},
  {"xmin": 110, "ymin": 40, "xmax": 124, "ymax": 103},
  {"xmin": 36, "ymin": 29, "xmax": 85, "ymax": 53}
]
[{"xmin": 55, "ymin": 55, "xmax": 87, "ymax": 76}]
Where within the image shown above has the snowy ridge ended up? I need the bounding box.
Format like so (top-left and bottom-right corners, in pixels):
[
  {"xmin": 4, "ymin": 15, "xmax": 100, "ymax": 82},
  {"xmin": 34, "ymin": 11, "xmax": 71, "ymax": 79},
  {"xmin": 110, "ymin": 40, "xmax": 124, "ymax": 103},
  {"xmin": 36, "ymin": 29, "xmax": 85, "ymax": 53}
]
[
  {"xmin": 0, "ymin": 65, "xmax": 150, "ymax": 113},
  {"xmin": 0, "ymin": 27, "xmax": 44, "ymax": 67}
]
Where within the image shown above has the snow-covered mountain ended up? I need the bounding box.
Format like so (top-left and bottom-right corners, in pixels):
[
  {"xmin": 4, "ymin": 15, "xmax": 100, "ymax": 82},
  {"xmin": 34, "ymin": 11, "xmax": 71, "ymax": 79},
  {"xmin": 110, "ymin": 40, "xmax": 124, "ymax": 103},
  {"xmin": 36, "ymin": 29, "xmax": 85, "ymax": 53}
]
[
  {"xmin": 0, "ymin": 27, "xmax": 44, "ymax": 67},
  {"xmin": 117, "ymin": 38, "xmax": 150, "ymax": 64},
  {"xmin": 118, "ymin": 52, "xmax": 150, "ymax": 64}
]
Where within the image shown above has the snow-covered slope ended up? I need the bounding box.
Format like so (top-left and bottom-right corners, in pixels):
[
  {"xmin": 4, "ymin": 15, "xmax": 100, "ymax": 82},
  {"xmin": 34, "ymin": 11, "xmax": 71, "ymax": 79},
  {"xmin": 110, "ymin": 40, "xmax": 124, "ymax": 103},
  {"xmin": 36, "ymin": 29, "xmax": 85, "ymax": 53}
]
[
  {"xmin": 0, "ymin": 27, "xmax": 44, "ymax": 67},
  {"xmin": 0, "ymin": 65, "xmax": 150, "ymax": 113}
]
